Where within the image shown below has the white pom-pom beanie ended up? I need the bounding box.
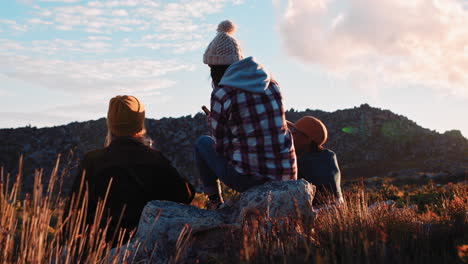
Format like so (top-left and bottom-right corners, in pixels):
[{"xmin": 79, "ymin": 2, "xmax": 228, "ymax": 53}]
[{"xmin": 203, "ymin": 20, "xmax": 243, "ymax": 65}]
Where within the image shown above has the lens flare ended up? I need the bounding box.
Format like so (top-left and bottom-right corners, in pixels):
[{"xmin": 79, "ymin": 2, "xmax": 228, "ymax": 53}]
[{"xmin": 342, "ymin": 126, "xmax": 358, "ymax": 134}]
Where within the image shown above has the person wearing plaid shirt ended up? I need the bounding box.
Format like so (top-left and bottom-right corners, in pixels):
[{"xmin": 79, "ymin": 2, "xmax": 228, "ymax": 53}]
[
  {"xmin": 195, "ymin": 20, "xmax": 297, "ymax": 208},
  {"xmin": 195, "ymin": 58, "xmax": 297, "ymax": 207},
  {"xmin": 209, "ymin": 58, "xmax": 297, "ymax": 181}
]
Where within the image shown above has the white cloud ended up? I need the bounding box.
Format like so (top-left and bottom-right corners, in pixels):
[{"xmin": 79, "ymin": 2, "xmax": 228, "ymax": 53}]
[
  {"xmin": 81, "ymin": 41, "xmax": 112, "ymax": 50},
  {"xmin": 0, "ymin": 39, "xmax": 25, "ymax": 51},
  {"xmin": 30, "ymin": 0, "xmax": 235, "ymax": 33},
  {"xmin": 274, "ymin": 0, "xmax": 468, "ymax": 97},
  {"xmin": 0, "ymin": 0, "xmax": 244, "ymax": 128},
  {"xmin": 87, "ymin": 0, "xmax": 142, "ymax": 8},
  {"xmin": 143, "ymin": 33, "xmax": 203, "ymax": 41},
  {"xmin": 5, "ymin": 39, "xmax": 113, "ymax": 55},
  {"xmin": 28, "ymin": 18, "xmax": 53, "ymax": 25},
  {"xmin": 0, "ymin": 88, "xmax": 13, "ymax": 97},
  {"xmin": 40, "ymin": 0, "xmax": 82, "ymax": 2},
  {"xmin": 17, "ymin": 0, "xmax": 241, "ymax": 56},
  {"xmin": 111, "ymin": 9, "xmax": 129, "ymax": 16},
  {"xmin": 0, "ymin": 52, "xmax": 193, "ymax": 100},
  {"xmin": 56, "ymin": 25, "xmax": 73, "ymax": 31},
  {"xmin": 0, "ymin": 19, "xmax": 28, "ymax": 32},
  {"xmin": 88, "ymin": 35, "xmax": 112, "ymax": 41}
]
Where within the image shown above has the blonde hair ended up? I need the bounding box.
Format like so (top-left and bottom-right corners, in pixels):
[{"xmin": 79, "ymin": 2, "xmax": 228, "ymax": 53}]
[{"xmin": 104, "ymin": 127, "xmax": 153, "ymax": 148}]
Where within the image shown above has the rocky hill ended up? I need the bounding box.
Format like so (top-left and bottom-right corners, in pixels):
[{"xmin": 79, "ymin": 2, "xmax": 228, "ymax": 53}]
[{"xmin": 0, "ymin": 104, "xmax": 466, "ymax": 194}]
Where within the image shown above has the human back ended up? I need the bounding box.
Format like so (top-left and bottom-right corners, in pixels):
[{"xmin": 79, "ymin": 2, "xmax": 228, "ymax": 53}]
[
  {"xmin": 196, "ymin": 20, "xmax": 296, "ymax": 208},
  {"xmin": 288, "ymin": 116, "xmax": 343, "ymax": 203},
  {"xmin": 211, "ymin": 57, "xmax": 296, "ymax": 181},
  {"xmin": 297, "ymin": 148, "xmax": 341, "ymax": 200},
  {"xmin": 70, "ymin": 95, "xmax": 194, "ymax": 242},
  {"xmin": 80, "ymin": 137, "xmax": 194, "ymax": 233}
]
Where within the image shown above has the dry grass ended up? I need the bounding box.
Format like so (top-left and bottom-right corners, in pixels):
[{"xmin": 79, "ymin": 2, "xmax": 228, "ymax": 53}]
[
  {"xmin": 0, "ymin": 155, "xmax": 466, "ymax": 263},
  {"xmin": 187, "ymin": 182, "xmax": 467, "ymax": 263},
  {"xmin": 238, "ymin": 183, "xmax": 466, "ymax": 264},
  {"xmin": 0, "ymin": 155, "xmax": 138, "ymax": 264}
]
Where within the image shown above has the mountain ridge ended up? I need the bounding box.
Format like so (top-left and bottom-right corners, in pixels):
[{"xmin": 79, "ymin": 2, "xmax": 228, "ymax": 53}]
[{"xmin": 0, "ymin": 104, "xmax": 466, "ymax": 194}]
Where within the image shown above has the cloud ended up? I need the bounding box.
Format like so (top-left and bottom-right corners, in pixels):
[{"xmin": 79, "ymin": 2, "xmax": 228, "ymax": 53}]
[
  {"xmin": 0, "ymin": 19, "xmax": 28, "ymax": 32},
  {"xmin": 40, "ymin": 0, "xmax": 82, "ymax": 2},
  {"xmin": 0, "ymin": 39, "xmax": 112, "ymax": 55},
  {"xmin": 0, "ymin": 39, "xmax": 25, "ymax": 51},
  {"xmin": 111, "ymin": 9, "xmax": 129, "ymax": 16},
  {"xmin": 87, "ymin": 35, "xmax": 112, "ymax": 41},
  {"xmin": 30, "ymin": 0, "xmax": 236, "ymax": 34},
  {"xmin": 0, "ymin": 88, "xmax": 13, "ymax": 97},
  {"xmin": 0, "ymin": 52, "xmax": 194, "ymax": 100},
  {"xmin": 28, "ymin": 18, "xmax": 53, "ymax": 25},
  {"xmin": 274, "ymin": 0, "xmax": 468, "ymax": 97}
]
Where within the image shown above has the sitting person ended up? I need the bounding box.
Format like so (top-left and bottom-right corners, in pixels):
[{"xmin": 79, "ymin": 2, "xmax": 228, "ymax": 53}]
[
  {"xmin": 287, "ymin": 116, "xmax": 344, "ymax": 204},
  {"xmin": 69, "ymin": 95, "xmax": 194, "ymax": 243},
  {"xmin": 195, "ymin": 20, "xmax": 297, "ymax": 209}
]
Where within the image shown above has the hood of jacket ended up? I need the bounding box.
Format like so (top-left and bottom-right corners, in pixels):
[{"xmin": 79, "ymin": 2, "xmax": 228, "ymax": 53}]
[{"xmin": 219, "ymin": 56, "xmax": 271, "ymax": 93}]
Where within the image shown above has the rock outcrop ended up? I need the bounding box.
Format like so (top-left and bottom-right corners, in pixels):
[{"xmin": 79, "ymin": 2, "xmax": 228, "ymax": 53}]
[{"xmin": 123, "ymin": 179, "xmax": 315, "ymax": 263}]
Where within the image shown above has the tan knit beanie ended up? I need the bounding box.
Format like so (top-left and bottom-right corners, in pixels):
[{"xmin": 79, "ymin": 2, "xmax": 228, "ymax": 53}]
[
  {"xmin": 203, "ymin": 20, "xmax": 243, "ymax": 65},
  {"xmin": 107, "ymin": 95, "xmax": 145, "ymax": 137}
]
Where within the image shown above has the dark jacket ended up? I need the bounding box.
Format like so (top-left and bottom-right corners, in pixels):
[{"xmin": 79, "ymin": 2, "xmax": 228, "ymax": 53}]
[
  {"xmin": 70, "ymin": 137, "xmax": 194, "ymax": 241},
  {"xmin": 297, "ymin": 149, "xmax": 343, "ymax": 204}
]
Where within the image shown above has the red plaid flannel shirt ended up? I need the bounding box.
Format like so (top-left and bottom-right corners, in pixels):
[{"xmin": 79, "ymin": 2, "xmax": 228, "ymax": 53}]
[{"xmin": 209, "ymin": 81, "xmax": 297, "ymax": 181}]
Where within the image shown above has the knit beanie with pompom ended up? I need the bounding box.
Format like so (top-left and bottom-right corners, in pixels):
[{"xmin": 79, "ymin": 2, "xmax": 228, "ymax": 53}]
[
  {"xmin": 203, "ymin": 20, "xmax": 243, "ymax": 65},
  {"xmin": 107, "ymin": 95, "xmax": 145, "ymax": 137}
]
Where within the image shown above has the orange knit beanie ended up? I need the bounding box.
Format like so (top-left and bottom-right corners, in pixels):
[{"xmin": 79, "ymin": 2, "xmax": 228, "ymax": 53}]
[
  {"xmin": 290, "ymin": 116, "xmax": 328, "ymax": 147},
  {"xmin": 107, "ymin": 95, "xmax": 145, "ymax": 137}
]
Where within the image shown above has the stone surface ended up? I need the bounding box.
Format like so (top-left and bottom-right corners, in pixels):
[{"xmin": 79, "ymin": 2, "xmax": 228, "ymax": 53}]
[
  {"xmin": 125, "ymin": 179, "xmax": 316, "ymax": 263},
  {"xmin": 223, "ymin": 179, "xmax": 316, "ymax": 223}
]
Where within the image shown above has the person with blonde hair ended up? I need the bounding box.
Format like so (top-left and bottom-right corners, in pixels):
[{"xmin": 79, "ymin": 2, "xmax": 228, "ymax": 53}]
[{"xmin": 70, "ymin": 95, "xmax": 194, "ymax": 242}]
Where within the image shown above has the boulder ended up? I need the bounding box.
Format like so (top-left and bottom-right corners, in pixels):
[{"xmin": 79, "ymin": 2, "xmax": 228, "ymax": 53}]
[
  {"xmin": 222, "ymin": 179, "xmax": 316, "ymax": 223},
  {"xmin": 123, "ymin": 179, "xmax": 316, "ymax": 263}
]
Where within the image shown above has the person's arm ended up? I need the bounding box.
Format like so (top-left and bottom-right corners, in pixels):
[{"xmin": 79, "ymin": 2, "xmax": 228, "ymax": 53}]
[{"xmin": 209, "ymin": 88, "xmax": 231, "ymax": 155}]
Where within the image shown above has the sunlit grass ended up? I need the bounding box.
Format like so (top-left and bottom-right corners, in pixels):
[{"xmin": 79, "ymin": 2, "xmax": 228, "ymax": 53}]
[
  {"xmin": 0, "ymin": 155, "xmax": 137, "ymax": 263},
  {"xmin": 0, "ymin": 155, "xmax": 466, "ymax": 263}
]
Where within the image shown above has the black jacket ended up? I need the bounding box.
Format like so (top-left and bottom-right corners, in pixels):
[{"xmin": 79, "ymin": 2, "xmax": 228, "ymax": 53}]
[{"xmin": 70, "ymin": 137, "xmax": 194, "ymax": 241}]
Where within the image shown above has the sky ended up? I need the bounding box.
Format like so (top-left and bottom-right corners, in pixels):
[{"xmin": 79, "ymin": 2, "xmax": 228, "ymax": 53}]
[{"xmin": 0, "ymin": 0, "xmax": 467, "ymax": 137}]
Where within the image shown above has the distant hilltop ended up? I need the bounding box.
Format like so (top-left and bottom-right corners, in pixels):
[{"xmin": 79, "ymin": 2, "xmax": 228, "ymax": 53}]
[{"xmin": 0, "ymin": 104, "xmax": 466, "ymax": 194}]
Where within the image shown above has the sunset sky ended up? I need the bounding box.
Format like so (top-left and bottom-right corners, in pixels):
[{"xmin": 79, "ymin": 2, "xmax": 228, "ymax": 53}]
[{"xmin": 1, "ymin": 0, "xmax": 467, "ymax": 137}]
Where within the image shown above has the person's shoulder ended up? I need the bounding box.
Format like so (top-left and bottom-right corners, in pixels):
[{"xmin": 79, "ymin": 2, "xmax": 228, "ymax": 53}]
[
  {"xmin": 212, "ymin": 85, "xmax": 235, "ymax": 99},
  {"xmin": 80, "ymin": 147, "xmax": 107, "ymax": 169},
  {"xmin": 321, "ymin": 148, "xmax": 337, "ymax": 158},
  {"xmin": 83, "ymin": 148, "xmax": 106, "ymax": 162}
]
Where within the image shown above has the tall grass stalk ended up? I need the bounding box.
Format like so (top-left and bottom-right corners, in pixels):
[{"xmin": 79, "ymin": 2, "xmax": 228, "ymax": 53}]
[{"xmin": 0, "ymin": 156, "xmax": 140, "ymax": 263}]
